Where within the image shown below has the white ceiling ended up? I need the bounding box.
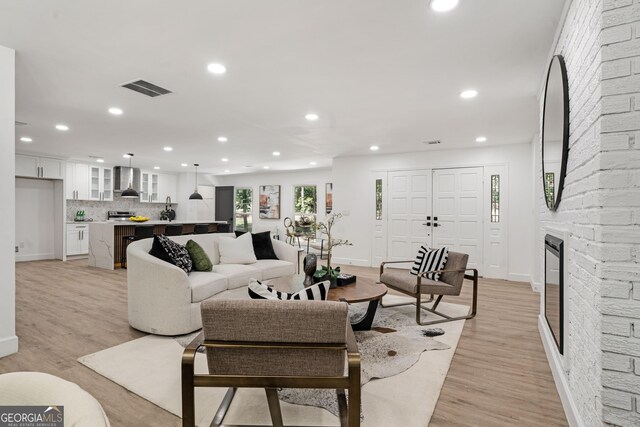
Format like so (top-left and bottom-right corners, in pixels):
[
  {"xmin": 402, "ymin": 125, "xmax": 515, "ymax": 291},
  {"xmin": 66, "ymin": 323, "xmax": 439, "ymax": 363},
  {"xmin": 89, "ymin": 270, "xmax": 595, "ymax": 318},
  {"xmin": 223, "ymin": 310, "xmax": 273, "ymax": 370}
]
[{"xmin": 0, "ymin": 0, "xmax": 564, "ymax": 174}]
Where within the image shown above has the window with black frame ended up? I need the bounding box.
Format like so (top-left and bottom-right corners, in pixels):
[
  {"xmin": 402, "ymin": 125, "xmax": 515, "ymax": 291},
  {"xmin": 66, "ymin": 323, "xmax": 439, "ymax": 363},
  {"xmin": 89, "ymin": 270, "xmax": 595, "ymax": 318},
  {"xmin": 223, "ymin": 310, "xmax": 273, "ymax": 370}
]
[{"xmin": 235, "ymin": 188, "xmax": 253, "ymax": 232}]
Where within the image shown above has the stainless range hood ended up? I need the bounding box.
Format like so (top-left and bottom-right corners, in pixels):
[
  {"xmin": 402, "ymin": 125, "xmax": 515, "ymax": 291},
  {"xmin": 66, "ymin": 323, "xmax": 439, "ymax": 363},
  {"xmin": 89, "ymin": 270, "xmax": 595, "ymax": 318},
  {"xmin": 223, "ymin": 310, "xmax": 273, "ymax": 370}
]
[{"xmin": 113, "ymin": 166, "xmax": 141, "ymax": 193}]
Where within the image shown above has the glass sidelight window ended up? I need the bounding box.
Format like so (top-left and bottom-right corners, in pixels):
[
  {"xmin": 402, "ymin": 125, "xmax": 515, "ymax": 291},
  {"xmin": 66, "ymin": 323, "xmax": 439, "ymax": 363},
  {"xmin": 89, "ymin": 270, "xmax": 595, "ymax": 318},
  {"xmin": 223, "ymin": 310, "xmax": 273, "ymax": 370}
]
[
  {"xmin": 544, "ymin": 173, "xmax": 555, "ymax": 208},
  {"xmin": 235, "ymin": 188, "xmax": 253, "ymax": 232},
  {"xmin": 375, "ymin": 179, "xmax": 383, "ymax": 220},
  {"xmin": 491, "ymin": 175, "xmax": 500, "ymax": 223}
]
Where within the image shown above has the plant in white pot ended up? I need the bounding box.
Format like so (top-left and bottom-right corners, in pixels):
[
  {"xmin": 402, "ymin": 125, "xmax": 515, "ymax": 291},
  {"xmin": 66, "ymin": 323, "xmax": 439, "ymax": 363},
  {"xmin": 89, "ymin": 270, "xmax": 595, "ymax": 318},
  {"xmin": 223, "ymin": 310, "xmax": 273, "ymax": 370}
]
[{"xmin": 313, "ymin": 212, "xmax": 352, "ymax": 287}]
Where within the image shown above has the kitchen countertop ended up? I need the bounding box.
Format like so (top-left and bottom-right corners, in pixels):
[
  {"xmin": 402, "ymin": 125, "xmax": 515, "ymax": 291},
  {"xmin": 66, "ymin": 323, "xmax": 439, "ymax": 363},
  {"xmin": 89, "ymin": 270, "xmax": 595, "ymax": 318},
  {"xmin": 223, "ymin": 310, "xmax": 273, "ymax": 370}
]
[{"xmin": 88, "ymin": 220, "xmax": 227, "ymax": 225}]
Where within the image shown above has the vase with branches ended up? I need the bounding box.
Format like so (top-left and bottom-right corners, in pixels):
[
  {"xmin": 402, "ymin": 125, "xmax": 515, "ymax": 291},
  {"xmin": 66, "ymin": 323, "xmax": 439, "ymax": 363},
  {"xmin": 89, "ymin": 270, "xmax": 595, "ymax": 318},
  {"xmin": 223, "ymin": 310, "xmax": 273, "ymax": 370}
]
[{"xmin": 313, "ymin": 212, "xmax": 352, "ymax": 287}]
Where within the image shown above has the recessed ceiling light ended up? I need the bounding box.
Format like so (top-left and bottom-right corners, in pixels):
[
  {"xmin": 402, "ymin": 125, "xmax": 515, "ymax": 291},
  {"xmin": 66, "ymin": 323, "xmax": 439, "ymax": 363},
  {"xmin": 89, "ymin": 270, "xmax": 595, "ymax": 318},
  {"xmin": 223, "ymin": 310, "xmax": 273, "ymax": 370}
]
[
  {"xmin": 55, "ymin": 124, "xmax": 69, "ymax": 131},
  {"xmin": 476, "ymin": 136, "xmax": 487, "ymax": 143},
  {"xmin": 217, "ymin": 136, "xmax": 228, "ymax": 143},
  {"xmin": 272, "ymin": 151, "xmax": 281, "ymax": 156},
  {"xmin": 309, "ymin": 162, "xmax": 317, "ymax": 165},
  {"xmin": 20, "ymin": 137, "xmax": 32, "ymax": 143},
  {"xmin": 96, "ymin": 158, "xmax": 105, "ymax": 163},
  {"xmin": 460, "ymin": 89, "xmax": 478, "ymax": 99},
  {"xmin": 181, "ymin": 163, "xmax": 188, "ymax": 167},
  {"xmin": 108, "ymin": 107, "xmax": 123, "ymax": 115},
  {"xmin": 370, "ymin": 145, "xmax": 379, "ymax": 151},
  {"xmin": 153, "ymin": 166, "xmax": 160, "ymax": 170},
  {"xmin": 163, "ymin": 146, "xmax": 173, "ymax": 151},
  {"xmin": 305, "ymin": 113, "xmax": 319, "ymax": 121},
  {"xmin": 207, "ymin": 63, "xmax": 227, "ymax": 75},
  {"xmin": 224, "ymin": 169, "xmax": 230, "ymax": 173},
  {"xmin": 264, "ymin": 166, "xmax": 270, "ymax": 169},
  {"xmin": 221, "ymin": 158, "xmax": 229, "ymax": 162},
  {"xmin": 122, "ymin": 153, "xmax": 131, "ymax": 158},
  {"xmin": 430, "ymin": 0, "xmax": 459, "ymax": 13}
]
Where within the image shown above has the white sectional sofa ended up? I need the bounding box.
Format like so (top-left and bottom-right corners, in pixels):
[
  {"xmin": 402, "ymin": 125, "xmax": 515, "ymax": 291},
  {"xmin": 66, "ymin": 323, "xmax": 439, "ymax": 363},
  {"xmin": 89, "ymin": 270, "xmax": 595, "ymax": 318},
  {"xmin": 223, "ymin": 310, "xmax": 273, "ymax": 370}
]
[{"xmin": 127, "ymin": 233, "xmax": 299, "ymax": 335}]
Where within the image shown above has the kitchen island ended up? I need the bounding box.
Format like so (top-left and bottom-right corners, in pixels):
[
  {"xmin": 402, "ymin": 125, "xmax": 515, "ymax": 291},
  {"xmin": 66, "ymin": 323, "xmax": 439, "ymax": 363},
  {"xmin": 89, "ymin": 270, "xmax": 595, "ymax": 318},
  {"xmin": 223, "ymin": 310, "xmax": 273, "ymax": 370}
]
[{"xmin": 88, "ymin": 220, "xmax": 227, "ymax": 270}]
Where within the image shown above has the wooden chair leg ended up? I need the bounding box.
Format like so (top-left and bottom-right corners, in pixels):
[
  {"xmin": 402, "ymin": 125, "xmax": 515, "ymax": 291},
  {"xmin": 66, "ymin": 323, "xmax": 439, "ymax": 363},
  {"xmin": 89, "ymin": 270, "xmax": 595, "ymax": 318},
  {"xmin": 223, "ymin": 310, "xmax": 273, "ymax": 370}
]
[
  {"xmin": 265, "ymin": 388, "xmax": 284, "ymax": 427},
  {"xmin": 336, "ymin": 389, "xmax": 348, "ymax": 427}
]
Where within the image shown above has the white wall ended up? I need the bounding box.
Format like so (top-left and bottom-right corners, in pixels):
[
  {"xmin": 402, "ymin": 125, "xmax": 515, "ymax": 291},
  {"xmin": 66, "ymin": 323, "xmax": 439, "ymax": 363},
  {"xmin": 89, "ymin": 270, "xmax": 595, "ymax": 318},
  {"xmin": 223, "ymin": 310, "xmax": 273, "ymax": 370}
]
[
  {"xmin": 215, "ymin": 168, "xmax": 333, "ymax": 235},
  {"xmin": 535, "ymin": 0, "xmax": 640, "ymax": 425},
  {"xmin": 0, "ymin": 45, "xmax": 17, "ymax": 357},
  {"xmin": 15, "ymin": 178, "xmax": 56, "ymax": 262},
  {"xmin": 331, "ymin": 143, "xmax": 534, "ymax": 279}
]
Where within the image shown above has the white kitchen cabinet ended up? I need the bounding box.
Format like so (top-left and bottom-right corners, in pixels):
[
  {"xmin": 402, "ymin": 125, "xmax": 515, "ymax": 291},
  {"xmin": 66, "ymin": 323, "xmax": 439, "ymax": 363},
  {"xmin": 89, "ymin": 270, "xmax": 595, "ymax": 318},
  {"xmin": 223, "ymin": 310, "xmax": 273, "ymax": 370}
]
[
  {"xmin": 158, "ymin": 173, "xmax": 177, "ymax": 203},
  {"xmin": 66, "ymin": 162, "xmax": 90, "ymax": 200},
  {"xmin": 140, "ymin": 171, "xmax": 159, "ymax": 203},
  {"xmin": 16, "ymin": 154, "xmax": 64, "ymax": 179},
  {"xmin": 89, "ymin": 166, "xmax": 113, "ymax": 201},
  {"xmin": 66, "ymin": 223, "xmax": 89, "ymax": 256}
]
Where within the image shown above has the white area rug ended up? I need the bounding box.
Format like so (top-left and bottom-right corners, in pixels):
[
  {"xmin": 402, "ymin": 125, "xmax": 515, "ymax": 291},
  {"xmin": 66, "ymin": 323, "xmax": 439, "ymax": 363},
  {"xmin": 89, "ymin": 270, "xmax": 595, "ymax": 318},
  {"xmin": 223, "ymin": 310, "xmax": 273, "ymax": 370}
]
[{"xmin": 79, "ymin": 296, "xmax": 468, "ymax": 427}]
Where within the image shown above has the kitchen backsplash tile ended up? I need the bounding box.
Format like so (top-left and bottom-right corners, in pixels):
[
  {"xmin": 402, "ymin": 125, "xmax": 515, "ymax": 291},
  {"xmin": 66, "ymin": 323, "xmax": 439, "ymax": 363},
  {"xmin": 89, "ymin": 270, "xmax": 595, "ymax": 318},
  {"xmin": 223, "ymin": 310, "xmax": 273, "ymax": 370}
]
[{"xmin": 66, "ymin": 197, "xmax": 177, "ymax": 222}]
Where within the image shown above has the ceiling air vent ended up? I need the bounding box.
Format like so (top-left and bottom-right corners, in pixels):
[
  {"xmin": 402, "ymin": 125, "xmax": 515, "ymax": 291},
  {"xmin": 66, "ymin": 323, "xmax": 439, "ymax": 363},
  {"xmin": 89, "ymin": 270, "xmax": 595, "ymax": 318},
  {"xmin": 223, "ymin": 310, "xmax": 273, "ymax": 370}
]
[
  {"xmin": 15, "ymin": 121, "xmax": 28, "ymax": 126},
  {"xmin": 121, "ymin": 79, "xmax": 172, "ymax": 97},
  {"xmin": 423, "ymin": 140, "xmax": 441, "ymax": 145}
]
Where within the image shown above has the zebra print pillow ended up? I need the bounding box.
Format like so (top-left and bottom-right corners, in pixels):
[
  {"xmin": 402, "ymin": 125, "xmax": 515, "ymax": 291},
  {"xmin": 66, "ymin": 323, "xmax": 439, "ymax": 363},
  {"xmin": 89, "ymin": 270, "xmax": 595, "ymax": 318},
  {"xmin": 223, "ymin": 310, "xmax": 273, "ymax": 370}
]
[
  {"xmin": 248, "ymin": 279, "xmax": 330, "ymax": 301},
  {"xmin": 410, "ymin": 246, "xmax": 449, "ymax": 281}
]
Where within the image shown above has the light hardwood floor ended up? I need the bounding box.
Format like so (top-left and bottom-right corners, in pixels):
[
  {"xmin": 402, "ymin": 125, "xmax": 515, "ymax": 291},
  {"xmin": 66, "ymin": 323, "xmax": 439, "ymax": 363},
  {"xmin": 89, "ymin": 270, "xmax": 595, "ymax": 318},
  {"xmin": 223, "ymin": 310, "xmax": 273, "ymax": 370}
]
[{"xmin": 0, "ymin": 260, "xmax": 568, "ymax": 426}]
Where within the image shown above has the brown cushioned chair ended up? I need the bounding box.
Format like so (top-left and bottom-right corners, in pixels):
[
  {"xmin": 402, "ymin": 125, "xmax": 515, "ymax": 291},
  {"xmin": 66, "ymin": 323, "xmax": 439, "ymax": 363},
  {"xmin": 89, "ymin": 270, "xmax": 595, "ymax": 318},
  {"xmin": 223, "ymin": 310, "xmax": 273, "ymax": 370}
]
[
  {"xmin": 379, "ymin": 251, "xmax": 478, "ymax": 325},
  {"xmin": 181, "ymin": 299, "xmax": 361, "ymax": 427}
]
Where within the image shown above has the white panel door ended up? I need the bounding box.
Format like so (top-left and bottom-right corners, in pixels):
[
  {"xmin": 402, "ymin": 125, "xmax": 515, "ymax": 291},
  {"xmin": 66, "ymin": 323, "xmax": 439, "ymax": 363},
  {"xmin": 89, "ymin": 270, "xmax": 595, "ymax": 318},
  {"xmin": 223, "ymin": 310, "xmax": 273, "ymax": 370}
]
[
  {"xmin": 387, "ymin": 170, "xmax": 432, "ymax": 264},
  {"xmin": 432, "ymin": 167, "xmax": 484, "ymax": 272}
]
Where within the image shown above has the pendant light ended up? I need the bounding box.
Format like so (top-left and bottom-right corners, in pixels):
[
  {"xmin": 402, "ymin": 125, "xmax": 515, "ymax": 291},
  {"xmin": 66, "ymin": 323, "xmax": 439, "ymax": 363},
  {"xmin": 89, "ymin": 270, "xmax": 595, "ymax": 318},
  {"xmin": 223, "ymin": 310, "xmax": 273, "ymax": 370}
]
[
  {"xmin": 121, "ymin": 153, "xmax": 140, "ymax": 199},
  {"xmin": 189, "ymin": 163, "xmax": 203, "ymax": 200}
]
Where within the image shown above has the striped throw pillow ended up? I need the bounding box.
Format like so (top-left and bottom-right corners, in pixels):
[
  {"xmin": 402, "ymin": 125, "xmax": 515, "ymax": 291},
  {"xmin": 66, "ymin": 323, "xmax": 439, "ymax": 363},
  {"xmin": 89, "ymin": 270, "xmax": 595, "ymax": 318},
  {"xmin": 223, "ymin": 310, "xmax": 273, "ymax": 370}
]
[
  {"xmin": 248, "ymin": 279, "xmax": 330, "ymax": 301},
  {"xmin": 410, "ymin": 246, "xmax": 449, "ymax": 281}
]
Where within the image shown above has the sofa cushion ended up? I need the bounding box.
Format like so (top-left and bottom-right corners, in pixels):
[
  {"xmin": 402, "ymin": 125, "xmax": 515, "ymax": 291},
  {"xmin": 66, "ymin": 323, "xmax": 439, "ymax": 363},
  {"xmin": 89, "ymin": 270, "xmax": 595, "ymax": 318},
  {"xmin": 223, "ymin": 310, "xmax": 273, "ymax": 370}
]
[
  {"xmin": 381, "ymin": 268, "xmax": 457, "ymax": 295},
  {"xmin": 410, "ymin": 246, "xmax": 449, "ymax": 281},
  {"xmin": 149, "ymin": 235, "xmax": 192, "ymax": 274},
  {"xmin": 189, "ymin": 272, "xmax": 229, "ymax": 302},
  {"xmin": 235, "ymin": 231, "xmax": 279, "ymax": 260},
  {"xmin": 186, "ymin": 239, "xmax": 213, "ymax": 272},
  {"xmin": 253, "ymin": 259, "xmax": 296, "ymax": 280},
  {"xmin": 219, "ymin": 233, "xmax": 257, "ymax": 264},
  {"xmin": 213, "ymin": 264, "xmax": 262, "ymax": 289}
]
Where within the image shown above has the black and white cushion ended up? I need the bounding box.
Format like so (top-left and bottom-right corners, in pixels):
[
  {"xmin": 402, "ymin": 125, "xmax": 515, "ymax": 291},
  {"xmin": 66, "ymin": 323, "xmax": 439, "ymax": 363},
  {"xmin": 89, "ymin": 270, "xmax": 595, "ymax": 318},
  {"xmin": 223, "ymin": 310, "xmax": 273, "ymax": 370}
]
[
  {"xmin": 248, "ymin": 279, "xmax": 330, "ymax": 301},
  {"xmin": 148, "ymin": 235, "xmax": 192, "ymax": 274},
  {"xmin": 410, "ymin": 246, "xmax": 449, "ymax": 281}
]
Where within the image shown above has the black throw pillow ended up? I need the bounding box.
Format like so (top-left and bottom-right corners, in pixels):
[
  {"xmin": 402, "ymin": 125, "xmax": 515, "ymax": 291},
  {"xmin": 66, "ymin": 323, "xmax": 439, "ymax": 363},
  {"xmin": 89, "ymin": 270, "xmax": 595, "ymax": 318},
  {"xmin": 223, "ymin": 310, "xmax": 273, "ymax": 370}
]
[
  {"xmin": 234, "ymin": 230, "xmax": 279, "ymax": 260},
  {"xmin": 148, "ymin": 235, "xmax": 192, "ymax": 274}
]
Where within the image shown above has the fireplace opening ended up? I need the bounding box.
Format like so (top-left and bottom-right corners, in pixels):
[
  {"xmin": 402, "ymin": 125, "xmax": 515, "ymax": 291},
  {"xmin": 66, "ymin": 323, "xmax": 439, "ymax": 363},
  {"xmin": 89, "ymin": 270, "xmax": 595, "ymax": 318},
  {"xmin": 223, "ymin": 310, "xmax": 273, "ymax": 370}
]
[{"xmin": 545, "ymin": 234, "xmax": 564, "ymax": 354}]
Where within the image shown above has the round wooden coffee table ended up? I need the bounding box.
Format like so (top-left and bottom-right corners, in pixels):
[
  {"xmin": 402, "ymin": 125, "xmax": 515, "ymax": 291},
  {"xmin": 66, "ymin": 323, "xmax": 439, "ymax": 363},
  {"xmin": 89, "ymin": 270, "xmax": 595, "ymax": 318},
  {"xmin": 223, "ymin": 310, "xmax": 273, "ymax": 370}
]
[{"xmin": 266, "ymin": 275, "xmax": 387, "ymax": 331}]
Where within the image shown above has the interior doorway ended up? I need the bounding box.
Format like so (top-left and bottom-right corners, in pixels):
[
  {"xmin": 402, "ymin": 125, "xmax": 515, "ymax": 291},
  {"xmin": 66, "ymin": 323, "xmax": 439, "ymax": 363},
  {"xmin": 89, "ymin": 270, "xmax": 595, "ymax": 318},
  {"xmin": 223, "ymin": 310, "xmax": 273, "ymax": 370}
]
[{"xmin": 215, "ymin": 186, "xmax": 235, "ymax": 230}]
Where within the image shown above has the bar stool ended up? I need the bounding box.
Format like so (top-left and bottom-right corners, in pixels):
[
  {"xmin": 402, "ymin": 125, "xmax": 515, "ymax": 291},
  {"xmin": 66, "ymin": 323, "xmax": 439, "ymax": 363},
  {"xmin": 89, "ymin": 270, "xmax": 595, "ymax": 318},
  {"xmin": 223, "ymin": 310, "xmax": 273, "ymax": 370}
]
[
  {"xmin": 165, "ymin": 224, "xmax": 183, "ymax": 236},
  {"xmin": 121, "ymin": 225, "xmax": 155, "ymax": 269},
  {"xmin": 193, "ymin": 224, "xmax": 210, "ymax": 234},
  {"xmin": 216, "ymin": 223, "xmax": 231, "ymax": 233}
]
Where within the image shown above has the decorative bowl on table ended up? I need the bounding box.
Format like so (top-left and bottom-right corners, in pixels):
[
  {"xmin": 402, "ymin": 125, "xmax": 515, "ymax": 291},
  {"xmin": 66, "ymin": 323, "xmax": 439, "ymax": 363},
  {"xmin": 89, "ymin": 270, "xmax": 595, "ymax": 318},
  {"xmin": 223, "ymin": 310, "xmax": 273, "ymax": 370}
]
[{"xmin": 129, "ymin": 216, "xmax": 150, "ymax": 222}]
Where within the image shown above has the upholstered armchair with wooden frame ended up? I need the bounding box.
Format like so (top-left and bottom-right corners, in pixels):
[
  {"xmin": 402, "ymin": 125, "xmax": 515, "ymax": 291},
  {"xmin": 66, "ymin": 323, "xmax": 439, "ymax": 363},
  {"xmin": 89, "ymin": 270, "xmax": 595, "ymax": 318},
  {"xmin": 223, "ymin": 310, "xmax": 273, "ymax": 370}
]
[
  {"xmin": 182, "ymin": 299, "xmax": 361, "ymax": 427},
  {"xmin": 379, "ymin": 251, "xmax": 478, "ymax": 325}
]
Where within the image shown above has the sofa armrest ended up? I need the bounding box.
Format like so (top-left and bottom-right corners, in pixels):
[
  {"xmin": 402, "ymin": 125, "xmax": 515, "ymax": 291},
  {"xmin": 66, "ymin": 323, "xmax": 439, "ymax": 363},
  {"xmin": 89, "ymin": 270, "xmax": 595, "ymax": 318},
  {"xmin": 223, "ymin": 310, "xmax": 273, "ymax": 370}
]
[{"xmin": 272, "ymin": 239, "xmax": 300, "ymax": 266}]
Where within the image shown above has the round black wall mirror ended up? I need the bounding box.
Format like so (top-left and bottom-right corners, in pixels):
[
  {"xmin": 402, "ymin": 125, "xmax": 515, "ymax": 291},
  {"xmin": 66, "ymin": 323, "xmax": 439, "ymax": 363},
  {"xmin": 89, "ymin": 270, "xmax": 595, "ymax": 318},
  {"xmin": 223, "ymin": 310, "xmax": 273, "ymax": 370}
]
[{"xmin": 542, "ymin": 54, "xmax": 569, "ymax": 211}]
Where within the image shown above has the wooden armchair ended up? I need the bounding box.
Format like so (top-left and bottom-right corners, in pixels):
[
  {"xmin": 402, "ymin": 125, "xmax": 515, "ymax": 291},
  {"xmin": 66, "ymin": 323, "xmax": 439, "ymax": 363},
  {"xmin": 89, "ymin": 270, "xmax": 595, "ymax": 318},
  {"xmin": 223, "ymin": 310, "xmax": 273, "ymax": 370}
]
[
  {"xmin": 379, "ymin": 251, "xmax": 478, "ymax": 325},
  {"xmin": 182, "ymin": 299, "xmax": 361, "ymax": 427}
]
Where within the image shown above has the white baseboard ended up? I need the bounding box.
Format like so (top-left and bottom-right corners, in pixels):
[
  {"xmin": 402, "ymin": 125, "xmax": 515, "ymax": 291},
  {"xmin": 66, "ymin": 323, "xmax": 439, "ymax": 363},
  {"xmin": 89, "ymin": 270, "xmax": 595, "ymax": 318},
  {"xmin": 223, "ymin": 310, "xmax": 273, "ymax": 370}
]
[
  {"xmin": 538, "ymin": 315, "xmax": 583, "ymax": 427},
  {"xmin": 15, "ymin": 252, "xmax": 55, "ymax": 262},
  {"xmin": 0, "ymin": 335, "xmax": 18, "ymax": 358},
  {"xmin": 331, "ymin": 257, "xmax": 371, "ymax": 267},
  {"xmin": 530, "ymin": 279, "xmax": 542, "ymax": 293},
  {"xmin": 507, "ymin": 272, "xmax": 531, "ymax": 283}
]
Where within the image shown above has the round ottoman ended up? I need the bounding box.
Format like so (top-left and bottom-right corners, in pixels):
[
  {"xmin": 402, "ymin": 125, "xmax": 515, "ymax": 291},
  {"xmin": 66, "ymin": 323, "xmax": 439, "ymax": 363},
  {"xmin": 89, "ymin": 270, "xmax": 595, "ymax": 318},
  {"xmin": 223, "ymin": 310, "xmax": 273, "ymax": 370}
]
[{"xmin": 0, "ymin": 372, "xmax": 110, "ymax": 426}]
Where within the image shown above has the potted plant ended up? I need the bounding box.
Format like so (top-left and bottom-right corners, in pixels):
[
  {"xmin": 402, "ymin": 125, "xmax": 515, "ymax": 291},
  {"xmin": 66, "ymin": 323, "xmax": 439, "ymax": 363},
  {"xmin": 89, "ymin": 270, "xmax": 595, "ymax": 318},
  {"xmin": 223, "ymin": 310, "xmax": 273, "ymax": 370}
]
[{"xmin": 313, "ymin": 212, "xmax": 352, "ymax": 288}]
